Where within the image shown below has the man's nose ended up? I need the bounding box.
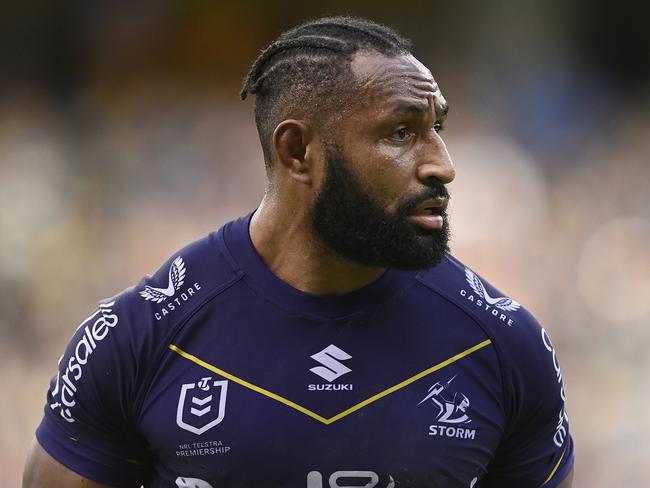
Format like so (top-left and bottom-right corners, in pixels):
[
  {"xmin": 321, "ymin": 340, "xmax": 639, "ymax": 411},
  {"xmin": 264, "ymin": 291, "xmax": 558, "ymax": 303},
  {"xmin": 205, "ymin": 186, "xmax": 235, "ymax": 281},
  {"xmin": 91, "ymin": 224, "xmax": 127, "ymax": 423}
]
[{"xmin": 416, "ymin": 133, "xmax": 455, "ymax": 185}]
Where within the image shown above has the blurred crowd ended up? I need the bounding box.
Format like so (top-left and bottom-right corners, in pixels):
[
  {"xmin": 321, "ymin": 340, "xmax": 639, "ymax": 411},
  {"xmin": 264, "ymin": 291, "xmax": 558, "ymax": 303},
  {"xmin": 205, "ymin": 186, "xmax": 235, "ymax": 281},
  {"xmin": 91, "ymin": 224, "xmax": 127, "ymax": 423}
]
[{"xmin": 1, "ymin": 1, "xmax": 648, "ymax": 486}]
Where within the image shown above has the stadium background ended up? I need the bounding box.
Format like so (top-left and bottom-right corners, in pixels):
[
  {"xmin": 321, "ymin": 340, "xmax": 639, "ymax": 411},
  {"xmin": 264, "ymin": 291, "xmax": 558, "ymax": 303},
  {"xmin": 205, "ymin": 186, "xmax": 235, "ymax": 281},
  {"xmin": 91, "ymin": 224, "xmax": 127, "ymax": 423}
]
[{"xmin": 1, "ymin": 1, "xmax": 648, "ymax": 486}]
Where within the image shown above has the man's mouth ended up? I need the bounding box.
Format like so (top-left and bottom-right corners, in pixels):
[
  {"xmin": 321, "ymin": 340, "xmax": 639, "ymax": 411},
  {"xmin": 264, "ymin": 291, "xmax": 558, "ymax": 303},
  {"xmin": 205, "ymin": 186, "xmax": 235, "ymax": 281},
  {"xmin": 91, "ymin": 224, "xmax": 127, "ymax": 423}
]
[{"xmin": 407, "ymin": 198, "xmax": 448, "ymax": 230}]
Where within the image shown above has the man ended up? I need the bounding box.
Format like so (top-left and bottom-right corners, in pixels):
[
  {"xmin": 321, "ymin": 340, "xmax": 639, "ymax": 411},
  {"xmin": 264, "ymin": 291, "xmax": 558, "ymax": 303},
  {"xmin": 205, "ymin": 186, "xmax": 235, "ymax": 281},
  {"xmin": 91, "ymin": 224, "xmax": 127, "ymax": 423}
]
[{"xmin": 24, "ymin": 16, "xmax": 574, "ymax": 488}]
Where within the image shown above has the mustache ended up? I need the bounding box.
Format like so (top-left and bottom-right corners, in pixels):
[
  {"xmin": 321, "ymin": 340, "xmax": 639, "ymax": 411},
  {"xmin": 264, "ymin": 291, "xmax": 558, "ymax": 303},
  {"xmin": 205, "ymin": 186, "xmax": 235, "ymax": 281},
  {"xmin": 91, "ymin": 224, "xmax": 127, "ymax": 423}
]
[{"xmin": 398, "ymin": 181, "xmax": 450, "ymax": 214}]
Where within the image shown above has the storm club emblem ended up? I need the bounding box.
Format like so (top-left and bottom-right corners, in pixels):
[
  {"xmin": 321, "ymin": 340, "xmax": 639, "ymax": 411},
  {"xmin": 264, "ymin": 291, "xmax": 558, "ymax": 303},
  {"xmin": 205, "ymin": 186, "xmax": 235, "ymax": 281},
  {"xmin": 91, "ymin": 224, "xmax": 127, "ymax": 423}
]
[
  {"xmin": 419, "ymin": 375, "xmax": 471, "ymax": 424},
  {"xmin": 176, "ymin": 377, "xmax": 228, "ymax": 435}
]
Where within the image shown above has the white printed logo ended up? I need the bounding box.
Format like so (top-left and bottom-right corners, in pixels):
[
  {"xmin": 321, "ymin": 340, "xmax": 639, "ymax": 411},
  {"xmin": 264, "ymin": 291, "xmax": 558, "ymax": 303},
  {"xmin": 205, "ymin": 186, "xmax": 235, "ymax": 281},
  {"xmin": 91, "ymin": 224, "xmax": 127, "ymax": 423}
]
[
  {"xmin": 419, "ymin": 375, "xmax": 471, "ymax": 424},
  {"xmin": 176, "ymin": 477, "xmax": 214, "ymax": 488},
  {"xmin": 307, "ymin": 471, "xmax": 394, "ymax": 488},
  {"xmin": 49, "ymin": 302, "xmax": 119, "ymax": 423},
  {"xmin": 541, "ymin": 328, "xmax": 570, "ymax": 448},
  {"xmin": 140, "ymin": 256, "xmax": 186, "ymax": 303},
  {"xmin": 139, "ymin": 255, "xmax": 203, "ymax": 321},
  {"xmin": 176, "ymin": 377, "xmax": 228, "ymax": 435},
  {"xmin": 464, "ymin": 268, "xmax": 520, "ymax": 312},
  {"xmin": 420, "ymin": 375, "xmax": 477, "ymax": 440},
  {"xmin": 309, "ymin": 344, "xmax": 352, "ymax": 382}
]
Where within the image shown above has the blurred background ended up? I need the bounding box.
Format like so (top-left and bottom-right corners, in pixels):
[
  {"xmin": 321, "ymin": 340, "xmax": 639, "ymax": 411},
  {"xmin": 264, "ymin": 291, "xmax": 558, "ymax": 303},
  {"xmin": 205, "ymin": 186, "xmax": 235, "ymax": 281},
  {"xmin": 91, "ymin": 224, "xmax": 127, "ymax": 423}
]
[{"xmin": 1, "ymin": 0, "xmax": 648, "ymax": 486}]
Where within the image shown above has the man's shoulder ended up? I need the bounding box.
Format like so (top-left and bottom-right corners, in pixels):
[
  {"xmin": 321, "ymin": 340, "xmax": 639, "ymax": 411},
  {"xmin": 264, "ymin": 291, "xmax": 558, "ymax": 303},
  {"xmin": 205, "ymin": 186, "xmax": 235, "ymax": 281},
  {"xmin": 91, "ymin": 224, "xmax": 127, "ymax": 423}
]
[
  {"xmin": 415, "ymin": 254, "xmax": 548, "ymax": 357},
  {"xmin": 44, "ymin": 226, "xmax": 245, "ymax": 427},
  {"xmin": 416, "ymin": 255, "xmax": 565, "ymax": 417},
  {"xmin": 102, "ymin": 227, "xmax": 243, "ymax": 343}
]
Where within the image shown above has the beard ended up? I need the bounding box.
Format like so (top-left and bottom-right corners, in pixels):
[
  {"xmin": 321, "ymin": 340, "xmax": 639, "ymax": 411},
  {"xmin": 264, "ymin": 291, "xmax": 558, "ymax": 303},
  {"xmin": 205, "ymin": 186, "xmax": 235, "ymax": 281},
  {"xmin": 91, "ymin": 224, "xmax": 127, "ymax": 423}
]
[{"xmin": 310, "ymin": 146, "xmax": 451, "ymax": 270}]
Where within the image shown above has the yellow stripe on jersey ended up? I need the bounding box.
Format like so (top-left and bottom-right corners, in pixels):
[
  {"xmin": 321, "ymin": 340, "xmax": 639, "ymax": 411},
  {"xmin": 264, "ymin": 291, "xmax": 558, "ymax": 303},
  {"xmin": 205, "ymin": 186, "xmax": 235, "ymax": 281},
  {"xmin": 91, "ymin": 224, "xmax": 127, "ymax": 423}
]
[
  {"xmin": 169, "ymin": 343, "xmax": 330, "ymax": 424},
  {"xmin": 541, "ymin": 448, "xmax": 566, "ymax": 486},
  {"xmin": 169, "ymin": 339, "xmax": 492, "ymax": 425}
]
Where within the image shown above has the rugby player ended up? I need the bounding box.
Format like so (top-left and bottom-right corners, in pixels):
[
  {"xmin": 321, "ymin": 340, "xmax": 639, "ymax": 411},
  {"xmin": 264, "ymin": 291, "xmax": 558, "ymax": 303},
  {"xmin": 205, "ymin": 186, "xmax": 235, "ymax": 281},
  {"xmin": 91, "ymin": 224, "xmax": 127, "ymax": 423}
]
[{"xmin": 24, "ymin": 16, "xmax": 574, "ymax": 488}]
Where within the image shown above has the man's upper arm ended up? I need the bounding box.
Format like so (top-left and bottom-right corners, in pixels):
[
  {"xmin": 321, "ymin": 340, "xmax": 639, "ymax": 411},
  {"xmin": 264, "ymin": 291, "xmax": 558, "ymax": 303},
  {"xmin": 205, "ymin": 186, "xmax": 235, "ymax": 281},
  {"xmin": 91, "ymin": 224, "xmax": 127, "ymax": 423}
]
[
  {"xmin": 23, "ymin": 438, "xmax": 114, "ymax": 488},
  {"xmin": 33, "ymin": 299, "xmax": 152, "ymax": 486},
  {"xmin": 557, "ymin": 468, "xmax": 574, "ymax": 488},
  {"xmin": 472, "ymin": 288, "xmax": 574, "ymax": 487}
]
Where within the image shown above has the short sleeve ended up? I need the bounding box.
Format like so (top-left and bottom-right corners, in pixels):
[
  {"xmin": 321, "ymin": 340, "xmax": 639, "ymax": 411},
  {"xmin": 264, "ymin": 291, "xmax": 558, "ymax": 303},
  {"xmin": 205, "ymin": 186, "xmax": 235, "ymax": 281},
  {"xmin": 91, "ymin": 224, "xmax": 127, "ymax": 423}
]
[
  {"xmin": 482, "ymin": 310, "xmax": 574, "ymax": 487},
  {"xmin": 35, "ymin": 299, "xmax": 152, "ymax": 487}
]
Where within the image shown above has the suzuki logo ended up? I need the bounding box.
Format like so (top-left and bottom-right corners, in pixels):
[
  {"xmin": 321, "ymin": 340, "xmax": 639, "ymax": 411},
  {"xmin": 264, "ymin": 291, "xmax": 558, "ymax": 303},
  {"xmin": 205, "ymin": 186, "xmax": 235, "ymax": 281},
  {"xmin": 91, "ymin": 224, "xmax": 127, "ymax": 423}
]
[{"xmin": 309, "ymin": 344, "xmax": 352, "ymax": 382}]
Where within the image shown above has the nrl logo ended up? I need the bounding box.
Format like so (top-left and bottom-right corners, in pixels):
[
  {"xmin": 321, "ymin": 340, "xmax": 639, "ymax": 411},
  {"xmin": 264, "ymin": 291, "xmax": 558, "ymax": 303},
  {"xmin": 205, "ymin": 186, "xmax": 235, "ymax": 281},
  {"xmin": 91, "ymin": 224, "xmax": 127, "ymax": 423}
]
[
  {"xmin": 176, "ymin": 377, "xmax": 228, "ymax": 435},
  {"xmin": 140, "ymin": 256, "xmax": 186, "ymax": 303},
  {"xmin": 464, "ymin": 268, "xmax": 520, "ymax": 312}
]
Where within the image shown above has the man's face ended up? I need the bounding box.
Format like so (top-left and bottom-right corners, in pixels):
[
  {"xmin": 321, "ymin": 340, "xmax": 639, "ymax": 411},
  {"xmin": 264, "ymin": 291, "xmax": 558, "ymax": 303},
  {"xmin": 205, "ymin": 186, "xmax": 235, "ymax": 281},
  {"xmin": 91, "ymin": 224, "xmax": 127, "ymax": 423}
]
[{"xmin": 309, "ymin": 52, "xmax": 455, "ymax": 270}]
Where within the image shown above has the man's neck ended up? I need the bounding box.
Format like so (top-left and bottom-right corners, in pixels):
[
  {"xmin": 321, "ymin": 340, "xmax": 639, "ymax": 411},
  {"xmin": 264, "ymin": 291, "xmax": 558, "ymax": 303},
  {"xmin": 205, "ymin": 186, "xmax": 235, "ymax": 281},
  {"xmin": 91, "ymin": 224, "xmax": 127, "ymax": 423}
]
[{"xmin": 249, "ymin": 200, "xmax": 386, "ymax": 295}]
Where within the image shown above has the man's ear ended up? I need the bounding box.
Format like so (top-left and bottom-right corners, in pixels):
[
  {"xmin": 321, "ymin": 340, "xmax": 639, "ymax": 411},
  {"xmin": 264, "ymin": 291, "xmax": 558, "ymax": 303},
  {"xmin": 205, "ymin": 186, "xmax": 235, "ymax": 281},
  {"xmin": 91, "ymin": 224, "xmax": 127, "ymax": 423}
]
[{"xmin": 272, "ymin": 120, "xmax": 314, "ymax": 185}]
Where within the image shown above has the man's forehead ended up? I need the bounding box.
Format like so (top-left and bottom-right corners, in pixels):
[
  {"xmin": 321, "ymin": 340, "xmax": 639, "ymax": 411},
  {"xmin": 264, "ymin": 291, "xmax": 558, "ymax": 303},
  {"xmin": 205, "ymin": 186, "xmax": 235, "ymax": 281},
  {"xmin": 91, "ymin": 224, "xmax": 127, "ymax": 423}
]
[{"xmin": 350, "ymin": 51, "xmax": 446, "ymax": 113}]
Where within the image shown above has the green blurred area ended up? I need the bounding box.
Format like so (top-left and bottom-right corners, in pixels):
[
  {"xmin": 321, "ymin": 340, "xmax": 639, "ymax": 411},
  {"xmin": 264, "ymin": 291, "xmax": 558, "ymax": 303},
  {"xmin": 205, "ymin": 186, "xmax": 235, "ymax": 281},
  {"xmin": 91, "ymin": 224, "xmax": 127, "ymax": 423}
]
[{"xmin": 0, "ymin": 1, "xmax": 649, "ymax": 486}]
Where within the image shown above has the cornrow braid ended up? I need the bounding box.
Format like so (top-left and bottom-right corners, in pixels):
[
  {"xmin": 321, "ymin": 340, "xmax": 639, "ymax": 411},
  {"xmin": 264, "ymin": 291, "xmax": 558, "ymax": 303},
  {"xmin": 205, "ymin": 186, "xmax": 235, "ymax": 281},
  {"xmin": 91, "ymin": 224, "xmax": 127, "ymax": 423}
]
[
  {"xmin": 240, "ymin": 16, "xmax": 411, "ymax": 172},
  {"xmin": 240, "ymin": 35, "xmax": 353, "ymax": 100},
  {"xmin": 278, "ymin": 19, "xmax": 406, "ymax": 53}
]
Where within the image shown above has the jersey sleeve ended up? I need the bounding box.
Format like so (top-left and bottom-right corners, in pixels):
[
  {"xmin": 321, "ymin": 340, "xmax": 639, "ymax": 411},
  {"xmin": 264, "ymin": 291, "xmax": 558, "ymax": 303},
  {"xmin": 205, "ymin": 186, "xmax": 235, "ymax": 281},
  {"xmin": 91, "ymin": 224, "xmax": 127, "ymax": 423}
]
[
  {"xmin": 482, "ymin": 308, "xmax": 574, "ymax": 488},
  {"xmin": 35, "ymin": 297, "xmax": 153, "ymax": 487}
]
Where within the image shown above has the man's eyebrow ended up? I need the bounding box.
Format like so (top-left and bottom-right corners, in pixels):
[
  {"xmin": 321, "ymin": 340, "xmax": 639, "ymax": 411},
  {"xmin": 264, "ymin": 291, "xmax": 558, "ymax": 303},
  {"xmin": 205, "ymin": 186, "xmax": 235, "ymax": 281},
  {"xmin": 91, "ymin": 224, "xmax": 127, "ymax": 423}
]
[
  {"xmin": 388, "ymin": 104, "xmax": 429, "ymax": 116},
  {"xmin": 388, "ymin": 102, "xmax": 450, "ymax": 119}
]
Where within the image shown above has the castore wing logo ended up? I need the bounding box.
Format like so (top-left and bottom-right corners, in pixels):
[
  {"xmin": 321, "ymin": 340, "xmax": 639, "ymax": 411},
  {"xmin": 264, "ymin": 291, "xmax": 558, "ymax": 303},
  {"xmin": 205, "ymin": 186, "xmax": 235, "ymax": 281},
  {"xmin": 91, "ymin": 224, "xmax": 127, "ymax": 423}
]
[
  {"xmin": 310, "ymin": 344, "xmax": 352, "ymax": 382},
  {"xmin": 140, "ymin": 256, "xmax": 186, "ymax": 303},
  {"xmin": 464, "ymin": 268, "xmax": 520, "ymax": 312},
  {"xmin": 176, "ymin": 376, "xmax": 228, "ymax": 435}
]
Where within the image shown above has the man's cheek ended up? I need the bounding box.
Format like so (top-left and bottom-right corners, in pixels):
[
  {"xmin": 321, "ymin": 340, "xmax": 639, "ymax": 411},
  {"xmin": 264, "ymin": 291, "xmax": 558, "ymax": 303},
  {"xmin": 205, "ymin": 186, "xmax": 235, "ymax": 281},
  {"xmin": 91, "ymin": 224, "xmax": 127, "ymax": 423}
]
[{"xmin": 367, "ymin": 167, "xmax": 409, "ymax": 204}]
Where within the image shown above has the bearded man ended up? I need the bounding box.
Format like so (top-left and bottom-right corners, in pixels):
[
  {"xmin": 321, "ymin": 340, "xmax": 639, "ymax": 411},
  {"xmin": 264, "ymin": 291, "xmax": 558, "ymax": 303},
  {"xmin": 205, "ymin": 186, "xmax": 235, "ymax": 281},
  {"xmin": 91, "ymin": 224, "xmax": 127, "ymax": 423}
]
[{"xmin": 24, "ymin": 16, "xmax": 574, "ymax": 488}]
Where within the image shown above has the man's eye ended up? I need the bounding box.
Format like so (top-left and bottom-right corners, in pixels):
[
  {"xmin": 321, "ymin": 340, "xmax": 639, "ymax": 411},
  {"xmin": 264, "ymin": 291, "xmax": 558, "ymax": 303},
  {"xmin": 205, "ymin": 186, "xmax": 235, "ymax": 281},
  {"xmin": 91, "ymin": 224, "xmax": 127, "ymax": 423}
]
[
  {"xmin": 392, "ymin": 127, "xmax": 410, "ymax": 140},
  {"xmin": 434, "ymin": 123, "xmax": 444, "ymax": 133}
]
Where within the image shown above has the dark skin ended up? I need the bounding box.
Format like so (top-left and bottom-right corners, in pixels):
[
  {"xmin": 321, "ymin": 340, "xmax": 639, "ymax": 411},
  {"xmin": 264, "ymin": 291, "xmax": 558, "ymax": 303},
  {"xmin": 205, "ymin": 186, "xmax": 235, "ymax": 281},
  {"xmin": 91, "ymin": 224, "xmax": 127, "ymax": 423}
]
[
  {"xmin": 251, "ymin": 51, "xmax": 455, "ymax": 294},
  {"xmin": 23, "ymin": 51, "xmax": 573, "ymax": 487}
]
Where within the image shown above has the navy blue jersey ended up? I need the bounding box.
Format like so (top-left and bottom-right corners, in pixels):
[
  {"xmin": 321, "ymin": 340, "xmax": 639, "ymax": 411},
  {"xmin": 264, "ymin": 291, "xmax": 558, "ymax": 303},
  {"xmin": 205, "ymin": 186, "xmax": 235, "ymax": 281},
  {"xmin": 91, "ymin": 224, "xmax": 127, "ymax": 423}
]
[{"xmin": 36, "ymin": 213, "xmax": 573, "ymax": 488}]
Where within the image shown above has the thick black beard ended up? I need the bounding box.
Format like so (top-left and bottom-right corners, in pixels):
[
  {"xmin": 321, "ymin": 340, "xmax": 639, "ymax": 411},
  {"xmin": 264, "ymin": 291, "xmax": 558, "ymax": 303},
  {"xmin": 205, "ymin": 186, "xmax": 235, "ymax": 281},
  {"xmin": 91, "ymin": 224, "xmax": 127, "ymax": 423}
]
[{"xmin": 310, "ymin": 148, "xmax": 451, "ymax": 270}]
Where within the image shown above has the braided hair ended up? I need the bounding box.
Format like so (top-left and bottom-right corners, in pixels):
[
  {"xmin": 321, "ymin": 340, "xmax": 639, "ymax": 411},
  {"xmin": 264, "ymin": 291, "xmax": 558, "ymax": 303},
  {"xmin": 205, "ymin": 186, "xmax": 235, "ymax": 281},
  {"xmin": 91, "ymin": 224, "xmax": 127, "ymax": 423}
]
[{"xmin": 240, "ymin": 16, "xmax": 411, "ymax": 171}]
